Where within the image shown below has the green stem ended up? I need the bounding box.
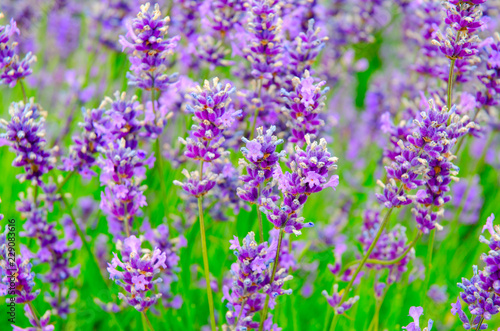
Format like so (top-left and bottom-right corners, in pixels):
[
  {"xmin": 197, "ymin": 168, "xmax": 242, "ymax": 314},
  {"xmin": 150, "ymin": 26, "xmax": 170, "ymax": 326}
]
[
  {"xmin": 20, "ymin": 80, "xmax": 27, "ymax": 104},
  {"xmin": 197, "ymin": 161, "xmax": 217, "ymax": 331},
  {"xmin": 258, "ymin": 228, "xmax": 284, "ymax": 331},
  {"xmin": 328, "ymin": 206, "xmax": 396, "ymax": 331},
  {"xmin": 142, "ymin": 311, "xmax": 155, "ymax": 331},
  {"xmin": 256, "ymin": 184, "xmax": 264, "ymax": 242},
  {"xmin": 475, "ymin": 317, "xmax": 484, "ymax": 331},
  {"xmin": 151, "ymin": 89, "xmax": 168, "ymax": 217},
  {"xmin": 447, "ymin": 59, "xmax": 456, "ymax": 110},
  {"xmin": 421, "ymin": 229, "xmax": 435, "ymax": 304},
  {"xmin": 249, "ymin": 79, "xmax": 262, "ymax": 140},
  {"xmin": 27, "ymin": 302, "xmax": 40, "ymax": 327},
  {"xmin": 55, "ymin": 170, "xmax": 75, "ymax": 194}
]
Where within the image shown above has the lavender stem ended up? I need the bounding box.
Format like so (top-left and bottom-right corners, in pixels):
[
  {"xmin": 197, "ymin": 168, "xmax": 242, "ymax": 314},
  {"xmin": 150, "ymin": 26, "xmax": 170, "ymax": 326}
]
[
  {"xmin": 197, "ymin": 161, "xmax": 217, "ymax": 331},
  {"xmin": 258, "ymin": 228, "xmax": 284, "ymax": 331}
]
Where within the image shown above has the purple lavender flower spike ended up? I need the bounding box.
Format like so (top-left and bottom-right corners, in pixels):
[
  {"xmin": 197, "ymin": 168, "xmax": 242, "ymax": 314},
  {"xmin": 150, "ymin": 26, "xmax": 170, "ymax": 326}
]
[
  {"xmin": 286, "ymin": 19, "xmax": 328, "ymax": 79},
  {"xmin": 245, "ymin": 0, "xmax": 283, "ymax": 86},
  {"xmin": 281, "ymin": 71, "xmax": 329, "ymax": 146},
  {"xmin": 107, "ymin": 235, "xmax": 167, "ymax": 312},
  {"xmin": 141, "ymin": 219, "xmax": 185, "ymax": 309},
  {"xmin": 322, "ymin": 284, "xmax": 359, "ymax": 315},
  {"xmin": 180, "ymin": 77, "xmax": 241, "ymax": 163},
  {"xmin": 173, "ymin": 168, "xmax": 219, "ymax": 198},
  {"xmin": 427, "ymin": 284, "xmax": 448, "ymax": 304},
  {"xmin": 402, "ymin": 306, "xmax": 433, "ymax": 331},
  {"xmin": 455, "ymin": 265, "xmax": 499, "ymax": 330},
  {"xmin": 432, "ymin": 1, "xmax": 484, "ymax": 61},
  {"xmin": 120, "ymin": 2, "xmax": 180, "ymax": 92},
  {"xmin": 222, "ymin": 232, "xmax": 291, "ymax": 330},
  {"xmin": 0, "ymin": 101, "xmax": 55, "ymax": 184},
  {"xmin": 61, "ymin": 106, "xmax": 108, "ymax": 179},
  {"xmin": 238, "ymin": 125, "xmax": 285, "ymax": 204},
  {"xmin": 452, "ymin": 215, "xmax": 500, "ymax": 330},
  {"xmin": 0, "ymin": 15, "xmax": 36, "ymax": 87},
  {"xmin": 262, "ymin": 135, "xmax": 339, "ymax": 235},
  {"xmin": 0, "ymin": 250, "xmax": 40, "ymax": 304},
  {"xmin": 98, "ymin": 138, "xmax": 153, "ymax": 238},
  {"xmin": 101, "ymin": 91, "xmax": 144, "ymax": 149}
]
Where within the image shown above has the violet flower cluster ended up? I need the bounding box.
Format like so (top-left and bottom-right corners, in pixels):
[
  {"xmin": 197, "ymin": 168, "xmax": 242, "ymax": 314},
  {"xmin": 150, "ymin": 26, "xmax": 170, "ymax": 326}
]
[
  {"xmin": 237, "ymin": 125, "xmax": 285, "ymax": 205},
  {"xmin": 119, "ymin": 2, "xmax": 179, "ymax": 92},
  {"xmin": 281, "ymin": 70, "xmax": 329, "ymax": 146},
  {"xmin": 451, "ymin": 214, "xmax": 500, "ymax": 330},
  {"xmin": 245, "ymin": 0, "xmax": 283, "ymax": 85},
  {"xmin": 0, "ymin": 101, "xmax": 55, "ymax": 184},
  {"xmin": 263, "ymin": 135, "xmax": 339, "ymax": 235},
  {"xmin": 222, "ymin": 231, "xmax": 292, "ymax": 330},
  {"xmin": 107, "ymin": 235, "xmax": 167, "ymax": 312},
  {"xmin": 0, "ymin": 14, "xmax": 36, "ymax": 87},
  {"xmin": 402, "ymin": 306, "xmax": 434, "ymax": 331},
  {"xmin": 98, "ymin": 138, "xmax": 153, "ymax": 238}
]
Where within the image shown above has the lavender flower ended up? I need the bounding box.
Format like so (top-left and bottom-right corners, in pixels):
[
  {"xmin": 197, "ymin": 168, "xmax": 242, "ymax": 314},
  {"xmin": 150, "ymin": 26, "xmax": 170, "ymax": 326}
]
[
  {"xmin": 141, "ymin": 220, "xmax": 185, "ymax": 309},
  {"xmin": 119, "ymin": 2, "xmax": 180, "ymax": 92},
  {"xmin": 245, "ymin": 0, "xmax": 283, "ymax": 85},
  {"xmin": 453, "ymin": 266, "xmax": 498, "ymax": 330},
  {"xmin": 427, "ymin": 284, "xmax": 448, "ymax": 304},
  {"xmin": 281, "ymin": 71, "xmax": 329, "ymax": 146},
  {"xmin": 0, "ymin": 101, "xmax": 55, "ymax": 184},
  {"xmin": 452, "ymin": 214, "xmax": 500, "ymax": 329},
  {"xmin": 12, "ymin": 305, "xmax": 54, "ymax": 331},
  {"xmin": 180, "ymin": 78, "xmax": 240, "ymax": 163},
  {"xmin": 432, "ymin": 1, "xmax": 484, "ymax": 61},
  {"xmin": 322, "ymin": 284, "xmax": 359, "ymax": 315},
  {"xmin": 98, "ymin": 138, "xmax": 153, "ymax": 238},
  {"xmin": 0, "ymin": 248, "xmax": 40, "ymax": 304},
  {"xmin": 61, "ymin": 106, "xmax": 107, "ymax": 179},
  {"xmin": 222, "ymin": 232, "xmax": 292, "ymax": 330},
  {"xmin": 402, "ymin": 306, "xmax": 433, "ymax": 331},
  {"xmin": 264, "ymin": 135, "xmax": 338, "ymax": 235},
  {"xmin": 237, "ymin": 125, "xmax": 285, "ymax": 204},
  {"xmin": 0, "ymin": 15, "xmax": 36, "ymax": 87},
  {"xmin": 286, "ymin": 19, "xmax": 328, "ymax": 79},
  {"xmin": 107, "ymin": 235, "xmax": 167, "ymax": 312}
]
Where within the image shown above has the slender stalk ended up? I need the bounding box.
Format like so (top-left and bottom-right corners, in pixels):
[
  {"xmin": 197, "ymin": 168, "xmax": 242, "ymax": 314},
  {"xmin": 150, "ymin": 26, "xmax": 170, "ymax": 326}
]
[
  {"xmin": 27, "ymin": 302, "xmax": 40, "ymax": 327},
  {"xmin": 123, "ymin": 208, "xmax": 131, "ymax": 238},
  {"xmin": 421, "ymin": 229, "xmax": 435, "ymax": 304},
  {"xmin": 249, "ymin": 79, "xmax": 263, "ymax": 140},
  {"xmin": 328, "ymin": 206, "xmax": 395, "ymax": 331},
  {"xmin": 446, "ymin": 59, "xmax": 457, "ymax": 110},
  {"xmin": 341, "ymin": 231, "xmax": 422, "ymax": 271},
  {"xmin": 258, "ymin": 228, "xmax": 284, "ymax": 331},
  {"xmin": 256, "ymin": 184, "xmax": 264, "ymax": 242},
  {"xmin": 151, "ymin": 89, "xmax": 169, "ymax": 216},
  {"xmin": 234, "ymin": 298, "xmax": 248, "ymax": 329},
  {"xmin": 55, "ymin": 170, "xmax": 75, "ymax": 194},
  {"xmin": 142, "ymin": 311, "xmax": 155, "ymax": 331},
  {"xmin": 197, "ymin": 161, "xmax": 217, "ymax": 331},
  {"xmin": 475, "ymin": 317, "xmax": 484, "ymax": 331},
  {"xmin": 33, "ymin": 183, "xmax": 38, "ymax": 207},
  {"xmin": 20, "ymin": 80, "xmax": 28, "ymax": 104}
]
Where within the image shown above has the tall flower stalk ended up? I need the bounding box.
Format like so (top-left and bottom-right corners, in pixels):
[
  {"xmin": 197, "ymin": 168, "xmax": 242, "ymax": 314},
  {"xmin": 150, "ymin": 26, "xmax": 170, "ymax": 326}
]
[{"xmin": 175, "ymin": 78, "xmax": 240, "ymax": 330}]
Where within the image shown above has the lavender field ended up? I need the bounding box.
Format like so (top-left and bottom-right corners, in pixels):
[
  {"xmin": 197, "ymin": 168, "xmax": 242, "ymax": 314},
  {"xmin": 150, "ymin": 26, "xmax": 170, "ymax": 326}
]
[{"xmin": 1, "ymin": 0, "xmax": 500, "ymax": 330}]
